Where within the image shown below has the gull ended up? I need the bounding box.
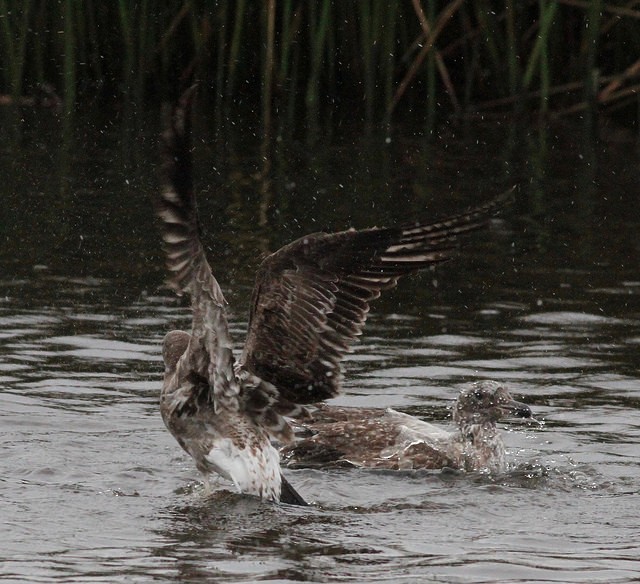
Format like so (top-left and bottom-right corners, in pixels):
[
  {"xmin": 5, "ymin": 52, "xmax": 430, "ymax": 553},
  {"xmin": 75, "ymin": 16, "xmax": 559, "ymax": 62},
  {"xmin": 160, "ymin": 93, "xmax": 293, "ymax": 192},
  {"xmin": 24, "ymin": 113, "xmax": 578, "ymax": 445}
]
[
  {"xmin": 281, "ymin": 380, "xmax": 532, "ymax": 474},
  {"xmin": 156, "ymin": 86, "xmax": 512, "ymax": 504}
]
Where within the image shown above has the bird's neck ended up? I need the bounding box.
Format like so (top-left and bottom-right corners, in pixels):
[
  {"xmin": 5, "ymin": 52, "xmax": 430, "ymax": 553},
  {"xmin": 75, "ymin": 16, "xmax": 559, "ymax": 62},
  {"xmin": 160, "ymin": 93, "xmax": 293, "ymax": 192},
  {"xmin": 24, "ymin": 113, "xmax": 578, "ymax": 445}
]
[
  {"xmin": 458, "ymin": 420, "xmax": 505, "ymax": 473},
  {"xmin": 461, "ymin": 420, "xmax": 499, "ymax": 445}
]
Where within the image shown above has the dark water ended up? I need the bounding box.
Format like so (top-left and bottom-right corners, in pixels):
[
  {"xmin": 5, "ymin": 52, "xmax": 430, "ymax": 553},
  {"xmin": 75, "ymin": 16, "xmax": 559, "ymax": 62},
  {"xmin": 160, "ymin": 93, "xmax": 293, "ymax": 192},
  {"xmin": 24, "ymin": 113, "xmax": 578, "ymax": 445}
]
[{"xmin": 1, "ymin": 107, "xmax": 640, "ymax": 583}]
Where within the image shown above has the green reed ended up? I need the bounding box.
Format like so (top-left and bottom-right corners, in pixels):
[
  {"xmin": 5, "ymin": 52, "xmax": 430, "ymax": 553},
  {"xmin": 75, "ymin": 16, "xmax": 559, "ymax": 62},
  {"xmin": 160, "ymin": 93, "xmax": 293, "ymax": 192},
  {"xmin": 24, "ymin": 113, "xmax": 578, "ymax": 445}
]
[
  {"xmin": 0, "ymin": 0, "xmax": 32, "ymax": 99},
  {"xmin": 226, "ymin": 0, "xmax": 246, "ymax": 100},
  {"xmin": 522, "ymin": 0, "xmax": 559, "ymax": 114},
  {"xmin": 504, "ymin": 0, "xmax": 520, "ymax": 96},
  {"xmin": 1, "ymin": 1, "xmax": 639, "ymax": 129},
  {"xmin": 425, "ymin": 0, "xmax": 437, "ymax": 132},
  {"xmin": 62, "ymin": 0, "xmax": 76, "ymax": 117},
  {"xmin": 305, "ymin": 0, "xmax": 331, "ymax": 123},
  {"xmin": 263, "ymin": 0, "xmax": 276, "ymax": 135}
]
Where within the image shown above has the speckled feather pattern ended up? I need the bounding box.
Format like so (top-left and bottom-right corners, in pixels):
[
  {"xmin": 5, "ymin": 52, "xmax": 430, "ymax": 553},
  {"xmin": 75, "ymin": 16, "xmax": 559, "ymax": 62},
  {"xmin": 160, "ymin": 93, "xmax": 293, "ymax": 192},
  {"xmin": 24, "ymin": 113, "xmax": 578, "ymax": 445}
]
[{"xmin": 281, "ymin": 381, "xmax": 532, "ymax": 473}]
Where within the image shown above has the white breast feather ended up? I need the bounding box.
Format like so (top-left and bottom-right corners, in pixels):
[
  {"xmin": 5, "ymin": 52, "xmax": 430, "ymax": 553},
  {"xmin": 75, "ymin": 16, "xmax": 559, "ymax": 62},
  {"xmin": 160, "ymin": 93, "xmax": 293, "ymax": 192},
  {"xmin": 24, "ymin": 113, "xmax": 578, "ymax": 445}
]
[{"xmin": 205, "ymin": 438, "xmax": 281, "ymax": 501}]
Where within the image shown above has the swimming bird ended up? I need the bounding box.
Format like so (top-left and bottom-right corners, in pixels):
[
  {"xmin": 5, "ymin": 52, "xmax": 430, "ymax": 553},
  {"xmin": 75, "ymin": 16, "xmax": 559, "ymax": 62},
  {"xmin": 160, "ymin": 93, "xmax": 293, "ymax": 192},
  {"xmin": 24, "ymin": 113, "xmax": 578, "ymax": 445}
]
[
  {"xmin": 156, "ymin": 86, "xmax": 512, "ymax": 504},
  {"xmin": 281, "ymin": 381, "xmax": 532, "ymax": 474}
]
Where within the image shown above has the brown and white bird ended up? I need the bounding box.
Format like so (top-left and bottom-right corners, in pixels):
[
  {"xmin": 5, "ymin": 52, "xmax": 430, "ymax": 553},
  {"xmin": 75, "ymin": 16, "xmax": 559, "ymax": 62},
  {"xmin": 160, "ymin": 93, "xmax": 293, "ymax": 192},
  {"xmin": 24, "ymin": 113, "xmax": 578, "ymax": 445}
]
[
  {"xmin": 156, "ymin": 86, "xmax": 512, "ymax": 505},
  {"xmin": 281, "ymin": 380, "xmax": 532, "ymax": 474}
]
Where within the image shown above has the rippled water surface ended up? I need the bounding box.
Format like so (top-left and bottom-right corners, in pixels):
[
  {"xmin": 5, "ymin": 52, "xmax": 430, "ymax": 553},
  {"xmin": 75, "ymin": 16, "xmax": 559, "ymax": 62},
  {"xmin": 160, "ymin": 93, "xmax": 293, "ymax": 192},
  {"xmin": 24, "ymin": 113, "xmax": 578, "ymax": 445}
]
[{"xmin": 2, "ymin": 109, "xmax": 640, "ymax": 582}]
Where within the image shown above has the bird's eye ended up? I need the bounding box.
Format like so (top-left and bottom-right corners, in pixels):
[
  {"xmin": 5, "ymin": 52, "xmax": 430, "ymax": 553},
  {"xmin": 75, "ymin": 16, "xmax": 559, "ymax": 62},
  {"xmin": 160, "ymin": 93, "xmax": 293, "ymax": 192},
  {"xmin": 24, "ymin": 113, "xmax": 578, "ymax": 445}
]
[{"xmin": 473, "ymin": 389, "xmax": 484, "ymax": 400}]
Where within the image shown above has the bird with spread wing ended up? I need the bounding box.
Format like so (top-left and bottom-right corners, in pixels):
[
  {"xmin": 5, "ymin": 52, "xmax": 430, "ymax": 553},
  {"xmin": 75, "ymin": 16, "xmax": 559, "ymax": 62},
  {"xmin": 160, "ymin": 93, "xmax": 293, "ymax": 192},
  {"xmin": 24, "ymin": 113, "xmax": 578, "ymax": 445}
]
[{"xmin": 156, "ymin": 86, "xmax": 512, "ymax": 505}]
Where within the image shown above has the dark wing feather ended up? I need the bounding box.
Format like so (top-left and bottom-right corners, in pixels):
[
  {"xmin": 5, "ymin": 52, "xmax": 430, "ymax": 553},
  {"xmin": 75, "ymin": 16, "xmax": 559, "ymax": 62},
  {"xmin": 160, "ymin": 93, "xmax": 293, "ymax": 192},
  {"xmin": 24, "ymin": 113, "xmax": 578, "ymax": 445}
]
[
  {"xmin": 157, "ymin": 86, "xmax": 239, "ymax": 411},
  {"xmin": 241, "ymin": 190, "xmax": 512, "ymax": 404}
]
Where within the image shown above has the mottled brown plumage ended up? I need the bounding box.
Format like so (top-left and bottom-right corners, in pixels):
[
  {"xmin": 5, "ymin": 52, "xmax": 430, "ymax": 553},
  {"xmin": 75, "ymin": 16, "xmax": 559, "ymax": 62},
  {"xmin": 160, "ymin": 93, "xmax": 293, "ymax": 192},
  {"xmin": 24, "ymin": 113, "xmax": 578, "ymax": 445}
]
[
  {"xmin": 240, "ymin": 193, "xmax": 512, "ymax": 405},
  {"xmin": 157, "ymin": 86, "xmax": 512, "ymax": 504},
  {"xmin": 281, "ymin": 381, "xmax": 532, "ymax": 473}
]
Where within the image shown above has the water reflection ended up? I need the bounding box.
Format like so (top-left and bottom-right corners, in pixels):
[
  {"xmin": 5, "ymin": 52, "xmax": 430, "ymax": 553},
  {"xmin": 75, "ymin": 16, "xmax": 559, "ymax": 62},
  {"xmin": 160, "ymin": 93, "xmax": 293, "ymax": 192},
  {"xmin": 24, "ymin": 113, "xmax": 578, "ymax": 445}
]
[{"xmin": 1, "ymin": 111, "xmax": 640, "ymax": 581}]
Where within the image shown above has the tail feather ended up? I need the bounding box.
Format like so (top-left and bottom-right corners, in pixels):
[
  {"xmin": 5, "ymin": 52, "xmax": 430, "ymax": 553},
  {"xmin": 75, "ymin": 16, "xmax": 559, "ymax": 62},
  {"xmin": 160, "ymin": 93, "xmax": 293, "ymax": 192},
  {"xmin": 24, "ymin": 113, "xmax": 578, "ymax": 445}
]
[{"xmin": 279, "ymin": 474, "xmax": 308, "ymax": 506}]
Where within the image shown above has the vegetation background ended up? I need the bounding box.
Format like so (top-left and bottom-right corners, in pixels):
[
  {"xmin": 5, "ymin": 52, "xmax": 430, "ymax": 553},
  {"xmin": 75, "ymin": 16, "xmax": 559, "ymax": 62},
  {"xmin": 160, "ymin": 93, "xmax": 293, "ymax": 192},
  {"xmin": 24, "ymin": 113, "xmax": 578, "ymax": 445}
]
[{"xmin": 1, "ymin": 1, "xmax": 640, "ymax": 133}]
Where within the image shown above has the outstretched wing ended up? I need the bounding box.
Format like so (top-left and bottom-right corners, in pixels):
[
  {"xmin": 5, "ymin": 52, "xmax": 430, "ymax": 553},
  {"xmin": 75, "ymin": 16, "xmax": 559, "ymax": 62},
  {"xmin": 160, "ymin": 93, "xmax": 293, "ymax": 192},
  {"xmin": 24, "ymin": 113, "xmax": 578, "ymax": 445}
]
[
  {"xmin": 240, "ymin": 190, "xmax": 512, "ymax": 404},
  {"xmin": 157, "ymin": 86, "xmax": 239, "ymax": 411}
]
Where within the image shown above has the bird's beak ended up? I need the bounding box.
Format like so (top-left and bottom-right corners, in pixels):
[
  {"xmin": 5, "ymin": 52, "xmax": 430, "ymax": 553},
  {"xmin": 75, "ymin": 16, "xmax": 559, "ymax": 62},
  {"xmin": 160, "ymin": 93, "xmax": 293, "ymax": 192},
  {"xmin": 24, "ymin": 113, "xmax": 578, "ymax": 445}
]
[{"xmin": 500, "ymin": 398, "xmax": 532, "ymax": 420}]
